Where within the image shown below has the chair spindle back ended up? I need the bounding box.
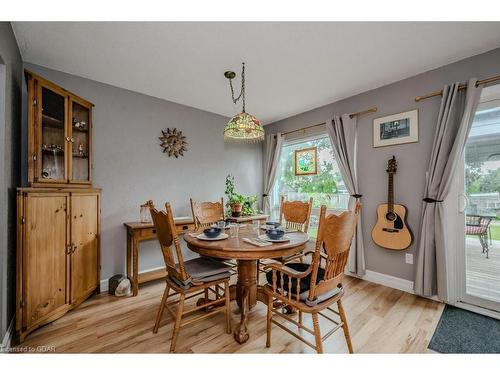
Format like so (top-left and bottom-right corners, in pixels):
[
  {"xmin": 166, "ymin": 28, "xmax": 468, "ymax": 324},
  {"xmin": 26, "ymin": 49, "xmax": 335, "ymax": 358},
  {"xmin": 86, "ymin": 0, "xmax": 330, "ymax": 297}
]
[
  {"xmin": 308, "ymin": 203, "xmax": 361, "ymax": 301},
  {"xmin": 190, "ymin": 198, "xmax": 225, "ymax": 230},
  {"xmin": 149, "ymin": 201, "xmax": 189, "ymax": 282},
  {"xmin": 280, "ymin": 196, "xmax": 313, "ymax": 232}
]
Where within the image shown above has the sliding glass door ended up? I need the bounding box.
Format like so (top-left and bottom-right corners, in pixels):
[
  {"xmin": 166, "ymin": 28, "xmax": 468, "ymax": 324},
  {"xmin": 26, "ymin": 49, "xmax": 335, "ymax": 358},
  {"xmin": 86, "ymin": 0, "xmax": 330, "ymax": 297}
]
[
  {"xmin": 270, "ymin": 134, "xmax": 348, "ymax": 237},
  {"xmin": 457, "ymin": 84, "xmax": 500, "ymax": 313}
]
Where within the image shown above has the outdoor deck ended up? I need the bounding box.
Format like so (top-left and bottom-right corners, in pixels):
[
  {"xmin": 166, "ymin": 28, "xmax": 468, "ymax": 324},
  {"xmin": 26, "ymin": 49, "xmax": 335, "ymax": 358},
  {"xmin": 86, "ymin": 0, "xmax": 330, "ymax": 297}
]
[{"xmin": 466, "ymin": 237, "xmax": 500, "ymax": 303}]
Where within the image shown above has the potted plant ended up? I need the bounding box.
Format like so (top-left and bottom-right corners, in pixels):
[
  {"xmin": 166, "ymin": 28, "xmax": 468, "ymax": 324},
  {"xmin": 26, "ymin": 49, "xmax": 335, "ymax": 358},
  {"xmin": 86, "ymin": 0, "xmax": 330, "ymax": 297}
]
[
  {"xmin": 242, "ymin": 195, "xmax": 257, "ymax": 216},
  {"xmin": 229, "ymin": 194, "xmax": 245, "ymax": 217},
  {"xmin": 225, "ymin": 174, "xmax": 260, "ymax": 217}
]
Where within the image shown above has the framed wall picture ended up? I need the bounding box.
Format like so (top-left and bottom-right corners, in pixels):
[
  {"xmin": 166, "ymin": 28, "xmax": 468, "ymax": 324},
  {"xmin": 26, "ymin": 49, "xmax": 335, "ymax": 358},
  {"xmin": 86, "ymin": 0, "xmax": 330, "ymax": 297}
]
[
  {"xmin": 373, "ymin": 109, "xmax": 419, "ymax": 147},
  {"xmin": 294, "ymin": 147, "xmax": 318, "ymax": 176}
]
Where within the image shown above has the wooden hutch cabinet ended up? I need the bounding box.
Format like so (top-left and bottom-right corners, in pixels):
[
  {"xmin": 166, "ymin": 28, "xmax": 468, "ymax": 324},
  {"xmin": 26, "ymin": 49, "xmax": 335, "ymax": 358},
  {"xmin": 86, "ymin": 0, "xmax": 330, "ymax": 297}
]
[
  {"xmin": 16, "ymin": 71, "xmax": 101, "ymax": 343},
  {"xmin": 26, "ymin": 71, "xmax": 93, "ymax": 186}
]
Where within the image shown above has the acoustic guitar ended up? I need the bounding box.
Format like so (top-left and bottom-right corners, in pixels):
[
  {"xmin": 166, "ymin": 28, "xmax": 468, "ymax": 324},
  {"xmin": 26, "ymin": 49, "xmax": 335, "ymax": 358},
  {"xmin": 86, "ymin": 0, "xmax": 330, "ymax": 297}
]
[{"xmin": 371, "ymin": 156, "xmax": 412, "ymax": 250}]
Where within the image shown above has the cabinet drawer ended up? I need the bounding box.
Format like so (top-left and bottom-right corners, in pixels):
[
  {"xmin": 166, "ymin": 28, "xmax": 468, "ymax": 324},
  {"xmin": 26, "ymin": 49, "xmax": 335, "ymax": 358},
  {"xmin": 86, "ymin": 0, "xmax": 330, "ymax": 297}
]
[
  {"xmin": 138, "ymin": 227, "xmax": 157, "ymax": 239},
  {"xmin": 137, "ymin": 223, "xmax": 194, "ymax": 239},
  {"xmin": 176, "ymin": 223, "xmax": 194, "ymax": 233}
]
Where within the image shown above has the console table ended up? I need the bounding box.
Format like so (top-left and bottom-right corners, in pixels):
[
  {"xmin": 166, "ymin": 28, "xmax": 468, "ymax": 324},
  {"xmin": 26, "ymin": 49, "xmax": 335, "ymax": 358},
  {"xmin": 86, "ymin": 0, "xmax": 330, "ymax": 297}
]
[
  {"xmin": 226, "ymin": 214, "xmax": 269, "ymax": 224},
  {"xmin": 123, "ymin": 214, "xmax": 269, "ymax": 296},
  {"xmin": 124, "ymin": 217, "xmax": 194, "ymax": 296}
]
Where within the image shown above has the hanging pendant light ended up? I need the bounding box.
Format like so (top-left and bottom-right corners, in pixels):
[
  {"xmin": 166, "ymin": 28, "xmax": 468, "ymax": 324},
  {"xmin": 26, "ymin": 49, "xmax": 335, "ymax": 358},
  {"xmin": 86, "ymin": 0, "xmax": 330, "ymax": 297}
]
[{"xmin": 223, "ymin": 63, "xmax": 264, "ymax": 142}]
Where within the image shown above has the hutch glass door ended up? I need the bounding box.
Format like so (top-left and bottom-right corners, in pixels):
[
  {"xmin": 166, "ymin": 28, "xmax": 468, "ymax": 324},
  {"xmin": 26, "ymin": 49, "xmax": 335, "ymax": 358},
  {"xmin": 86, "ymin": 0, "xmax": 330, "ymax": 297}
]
[
  {"xmin": 70, "ymin": 100, "xmax": 91, "ymax": 183},
  {"xmin": 39, "ymin": 85, "xmax": 66, "ymax": 182}
]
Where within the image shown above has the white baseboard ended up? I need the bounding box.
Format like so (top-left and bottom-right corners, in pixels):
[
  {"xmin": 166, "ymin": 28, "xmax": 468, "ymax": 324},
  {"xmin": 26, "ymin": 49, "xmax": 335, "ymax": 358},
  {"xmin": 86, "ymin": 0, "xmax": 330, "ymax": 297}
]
[
  {"xmin": 346, "ymin": 269, "xmax": 445, "ymax": 304},
  {"xmin": 99, "ymin": 265, "xmax": 166, "ymax": 294},
  {"xmin": 101, "ymin": 268, "xmax": 416, "ymax": 296},
  {"xmin": 100, "ymin": 279, "xmax": 108, "ymax": 293},
  {"xmin": 1, "ymin": 318, "xmax": 14, "ymax": 353},
  {"xmin": 346, "ymin": 269, "xmax": 415, "ymax": 294},
  {"xmin": 102, "ymin": 264, "xmax": 430, "ymax": 304}
]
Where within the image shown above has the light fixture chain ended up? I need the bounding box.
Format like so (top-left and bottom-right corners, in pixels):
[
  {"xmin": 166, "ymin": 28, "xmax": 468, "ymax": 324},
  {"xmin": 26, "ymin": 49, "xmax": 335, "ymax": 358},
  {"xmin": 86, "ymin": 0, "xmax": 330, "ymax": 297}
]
[
  {"xmin": 228, "ymin": 62, "xmax": 246, "ymax": 112},
  {"xmin": 242, "ymin": 62, "xmax": 245, "ymax": 112}
]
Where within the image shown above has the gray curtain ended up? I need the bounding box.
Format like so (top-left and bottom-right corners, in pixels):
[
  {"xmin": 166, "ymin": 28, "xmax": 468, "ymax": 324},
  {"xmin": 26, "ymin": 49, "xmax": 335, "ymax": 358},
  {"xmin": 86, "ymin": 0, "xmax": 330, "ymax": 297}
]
[
  {"xmin": 262, "ymin": 133, "xmax": 284, "ymax": 215},
  {"xmin": 415, "ymin": 79, "xmax": 482, "ymax": 300},
  {"xmin": 326, "ymin": 114, "xmax": 365, "ymax": 276}
]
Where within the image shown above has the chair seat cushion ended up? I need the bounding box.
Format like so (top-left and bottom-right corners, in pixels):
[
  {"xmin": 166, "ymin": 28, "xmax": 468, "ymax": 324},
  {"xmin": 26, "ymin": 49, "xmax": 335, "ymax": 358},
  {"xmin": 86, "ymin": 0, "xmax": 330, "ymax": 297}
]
[
  {"xmin": 170, "ymin": 257, "xmax": 232, "ymax": 289},
  {"xmin": 301, "ymin": 286, "xmax": 342, "ymax": 306},
  {"xmin": 465, "ymin": 225, "xmax": 487, "ymax": 235},
  {"xmin": 185, "ymin": 257, "xmax": 232, "ymax": 279},
  {"xmin": 169, "ymin": 271, "xmax": 232, "ymax": 289},
  {"xmin": 265, "ymin": 262, "xmax": 343, "ymax": 305},
  {"xmin": 265, "ymin": 262, "xmax": 325, "ymax": 292}
]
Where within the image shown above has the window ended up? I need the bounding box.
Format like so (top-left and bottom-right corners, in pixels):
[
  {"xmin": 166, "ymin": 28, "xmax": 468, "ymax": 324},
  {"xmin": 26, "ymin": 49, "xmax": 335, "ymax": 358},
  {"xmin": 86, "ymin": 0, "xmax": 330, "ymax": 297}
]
[
  {"xmin": 270, "ymin": 134, "xmax": 348, "ymax": 237},
  {"xmin": 460, "ymin": 85, "xmax": 500, "ymax": 308}
]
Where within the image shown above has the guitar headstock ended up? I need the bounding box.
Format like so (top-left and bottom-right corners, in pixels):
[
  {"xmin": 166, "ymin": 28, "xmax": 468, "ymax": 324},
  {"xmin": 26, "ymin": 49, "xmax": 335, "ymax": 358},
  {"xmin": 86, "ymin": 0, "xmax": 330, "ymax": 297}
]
[{"xmin": 386, "ymin": 156, "xmax": 397, "ymax": 174}]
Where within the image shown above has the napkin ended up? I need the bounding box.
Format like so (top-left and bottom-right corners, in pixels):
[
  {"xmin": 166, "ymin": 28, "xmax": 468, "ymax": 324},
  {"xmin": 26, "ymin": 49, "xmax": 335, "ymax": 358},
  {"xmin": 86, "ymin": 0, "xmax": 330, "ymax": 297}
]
[{"xmin": 243, "ymin": 237, "xmax": 273, "ymax": 247}]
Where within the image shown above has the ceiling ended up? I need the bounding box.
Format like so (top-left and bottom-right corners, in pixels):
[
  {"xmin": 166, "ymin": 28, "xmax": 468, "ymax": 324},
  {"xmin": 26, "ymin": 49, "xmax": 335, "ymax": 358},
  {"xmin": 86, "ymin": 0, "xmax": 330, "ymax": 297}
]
[{"xmin": 12, "ymin": 22, "xmax": 500, "ymax": 124}]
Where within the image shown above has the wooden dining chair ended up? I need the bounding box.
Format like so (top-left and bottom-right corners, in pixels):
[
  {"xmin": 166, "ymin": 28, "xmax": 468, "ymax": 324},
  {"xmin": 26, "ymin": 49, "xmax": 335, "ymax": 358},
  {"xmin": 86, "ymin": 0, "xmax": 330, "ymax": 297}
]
[
  {"xmin": 280, "ymin": 196, "xmax": 314, "ymax": 233},
  {"xmin": 265, "ymin": 196, "xmax": 313, "ymax": 267},
  {"xmin": 190, "ymin": 197, "xmax": 238, "ymax": 273},
  {"xmin": 149, "ymin": 201, "xmax": 232, "ymax": 353},
  {"xmin": 263, "ymin": 203, "xmax": 360, "ymax": 353},
  {"xmin": 190, "ymin": 198, "xmax": 225, "ymax": 230}
]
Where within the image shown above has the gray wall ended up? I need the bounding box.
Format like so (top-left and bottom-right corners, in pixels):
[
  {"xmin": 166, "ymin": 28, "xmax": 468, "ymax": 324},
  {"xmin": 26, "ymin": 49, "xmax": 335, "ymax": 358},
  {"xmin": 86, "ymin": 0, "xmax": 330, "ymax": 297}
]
[
  {"xmin": 23, "ymin": 63, "xmax": 263, "ymax": 282},
  {"xmin": 0, "ymin": 23, "xmax": 22, "ymax": 340},
  {"xmin": 266, "ymin": 47, "xmax": 500, "ymax": 282}
]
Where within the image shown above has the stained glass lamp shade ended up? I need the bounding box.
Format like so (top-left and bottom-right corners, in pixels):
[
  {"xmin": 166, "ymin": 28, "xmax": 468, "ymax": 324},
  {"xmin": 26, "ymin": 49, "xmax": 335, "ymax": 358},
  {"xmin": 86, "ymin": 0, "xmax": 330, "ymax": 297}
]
[{"xmin": 224, "ymin": 111, "xmax": 264, "ymax": 142}]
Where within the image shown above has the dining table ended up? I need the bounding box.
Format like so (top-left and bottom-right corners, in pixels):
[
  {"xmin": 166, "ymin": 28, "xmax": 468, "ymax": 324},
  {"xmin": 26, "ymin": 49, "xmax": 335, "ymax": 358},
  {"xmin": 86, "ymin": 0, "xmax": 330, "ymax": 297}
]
[{"xmin": 183, "ymin": 225, "xmax": 310, "ymax": 344}]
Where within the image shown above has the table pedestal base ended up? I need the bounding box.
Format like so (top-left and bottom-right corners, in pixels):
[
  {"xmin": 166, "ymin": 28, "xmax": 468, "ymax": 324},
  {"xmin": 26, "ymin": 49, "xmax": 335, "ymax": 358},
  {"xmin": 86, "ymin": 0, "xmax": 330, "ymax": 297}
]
[
  {"xmin": 233, "ymin": 260, "xmax": 269, "ymax": 344},
  {"xmin": 195, "ymin": 259, "xmax": 280, "ymax": 344}
]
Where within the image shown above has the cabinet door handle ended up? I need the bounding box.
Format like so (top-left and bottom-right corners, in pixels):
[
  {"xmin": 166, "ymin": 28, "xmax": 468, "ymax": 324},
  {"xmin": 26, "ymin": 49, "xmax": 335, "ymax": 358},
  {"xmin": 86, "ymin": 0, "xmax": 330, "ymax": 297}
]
[
  {"xmin": 70, "ymin": 137, "xmax": 75, "ymax": 143},
  {"xmin": 72, "ymin": 244, "xmax": 77, "ymax": 253},
  {"xmin": 66, "ymin": 136, "xmax": 71, "ymax": 142},
  {"xmin": 66, "ymin": 244, "xmax": 72, "ymax": 254}
]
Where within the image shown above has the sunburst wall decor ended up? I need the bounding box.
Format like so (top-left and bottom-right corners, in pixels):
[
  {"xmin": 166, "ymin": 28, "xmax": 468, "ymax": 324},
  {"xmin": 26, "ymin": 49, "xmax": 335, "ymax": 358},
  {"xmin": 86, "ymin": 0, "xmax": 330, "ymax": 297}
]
[{"xmin": 159, "ymin": 128, "xmax": 188, "ymax": 158}]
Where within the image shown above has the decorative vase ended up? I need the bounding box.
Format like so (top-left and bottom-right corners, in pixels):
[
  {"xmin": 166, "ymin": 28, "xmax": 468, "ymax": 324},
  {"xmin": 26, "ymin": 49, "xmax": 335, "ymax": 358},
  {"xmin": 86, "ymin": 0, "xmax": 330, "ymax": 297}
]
[
  {"xmin": 140, "ymin": 202, "xmax": 152, "ymax": 223},
  {"xmin": 231, "ymin": 203, "xmax": 242, "ymax": 217}
]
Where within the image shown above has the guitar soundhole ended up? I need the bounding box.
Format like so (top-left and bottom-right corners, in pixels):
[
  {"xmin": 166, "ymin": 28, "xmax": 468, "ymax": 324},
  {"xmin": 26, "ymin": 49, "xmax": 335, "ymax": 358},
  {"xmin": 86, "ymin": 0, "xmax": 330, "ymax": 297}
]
[{"xmin": 385, "ymin": 212, "xmax": 396, "ymax": 221}]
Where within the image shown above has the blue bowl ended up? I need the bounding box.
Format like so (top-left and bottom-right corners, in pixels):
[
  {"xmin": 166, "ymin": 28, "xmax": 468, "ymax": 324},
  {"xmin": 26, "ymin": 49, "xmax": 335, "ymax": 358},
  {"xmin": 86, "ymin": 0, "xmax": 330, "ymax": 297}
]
[
  {"xmin": 265, "ymin": 221, "xmax": 280, "ymax": 228},
  {"xmin": 266, "ymin": 228, "xmax": 285, "ymax": 240},
  {"xmin": 203, "ymin": 227, "xmax": 222, "ymax": 238}
]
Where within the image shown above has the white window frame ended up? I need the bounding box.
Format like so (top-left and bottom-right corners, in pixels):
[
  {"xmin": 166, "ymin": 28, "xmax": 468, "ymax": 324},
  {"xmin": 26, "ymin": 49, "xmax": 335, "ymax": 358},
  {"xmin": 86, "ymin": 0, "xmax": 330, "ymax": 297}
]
[
  {"xmin": 270, "ymin": 131, "xmax": 349, "ymax": 238},
  {"xmin": 449, "ymin": 91, "xmax": 500, "ymax": 316}
]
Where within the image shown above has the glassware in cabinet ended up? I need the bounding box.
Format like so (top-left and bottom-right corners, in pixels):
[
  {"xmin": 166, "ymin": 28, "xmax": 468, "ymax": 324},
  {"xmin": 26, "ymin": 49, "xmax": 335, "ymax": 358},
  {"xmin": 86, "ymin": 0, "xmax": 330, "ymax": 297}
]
[
  {"xmin": 39, "ymin": 85, "xmax": 67, "ymax": 182},
  {"xmin": 69, "ymin": 100, "xmax": 91, "ymax": 183}
]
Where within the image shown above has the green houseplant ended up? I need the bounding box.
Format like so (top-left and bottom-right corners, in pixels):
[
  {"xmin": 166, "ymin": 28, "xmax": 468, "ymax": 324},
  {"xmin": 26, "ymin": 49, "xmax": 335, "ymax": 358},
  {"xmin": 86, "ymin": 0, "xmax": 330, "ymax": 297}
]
[
  {"xmin": 225, "ymin": 174, "xmax": 258, "ymax": 217},
  {"xmin": 242, "ymin": 195, "xmax": 257, "ymax": 216},
  {"xmin": 229, "ymin": 194, "xmax": 245, "ymax": 217}
]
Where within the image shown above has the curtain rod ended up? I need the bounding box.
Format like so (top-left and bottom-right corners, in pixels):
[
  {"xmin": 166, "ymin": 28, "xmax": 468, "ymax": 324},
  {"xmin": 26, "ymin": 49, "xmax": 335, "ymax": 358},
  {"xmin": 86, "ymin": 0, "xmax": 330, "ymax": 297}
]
[
  {"xmin": 415, "ymin": 75, "xmax": 500, "ymax": 102},
  {"xmin": 276, "ymin": 106, "xmax": 378, "ymax": 137}
]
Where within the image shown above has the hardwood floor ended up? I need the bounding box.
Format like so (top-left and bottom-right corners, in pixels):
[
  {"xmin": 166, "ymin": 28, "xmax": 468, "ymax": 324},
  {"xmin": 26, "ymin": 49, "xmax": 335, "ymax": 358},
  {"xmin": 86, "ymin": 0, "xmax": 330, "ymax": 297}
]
[{"xmin": 15, "ymin": 275, "xmax": 444, "ymax": 353}]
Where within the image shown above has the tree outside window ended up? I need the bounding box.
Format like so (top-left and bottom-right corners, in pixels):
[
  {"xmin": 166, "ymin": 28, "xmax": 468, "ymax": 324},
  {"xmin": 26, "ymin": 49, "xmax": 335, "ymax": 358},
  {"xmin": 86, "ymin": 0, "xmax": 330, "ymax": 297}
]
[{"xmin": 271, "ymin": 135, "xmax": 348, "ymax": 237}]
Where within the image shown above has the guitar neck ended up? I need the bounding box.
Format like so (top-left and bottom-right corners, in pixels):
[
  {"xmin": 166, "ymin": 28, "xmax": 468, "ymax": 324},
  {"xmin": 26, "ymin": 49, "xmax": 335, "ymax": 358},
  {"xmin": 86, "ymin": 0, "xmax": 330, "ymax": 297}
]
[{"xmin": 388, "ymin": 172, "xmax": 394, "ymax": 213}]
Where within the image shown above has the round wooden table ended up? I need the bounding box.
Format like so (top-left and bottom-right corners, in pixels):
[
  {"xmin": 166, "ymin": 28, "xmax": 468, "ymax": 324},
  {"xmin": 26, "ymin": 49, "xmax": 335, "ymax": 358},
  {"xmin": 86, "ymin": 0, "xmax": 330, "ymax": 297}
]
[{"xmin": 184, "ymin": 227, "xmax": 309, "ymax": 344}]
